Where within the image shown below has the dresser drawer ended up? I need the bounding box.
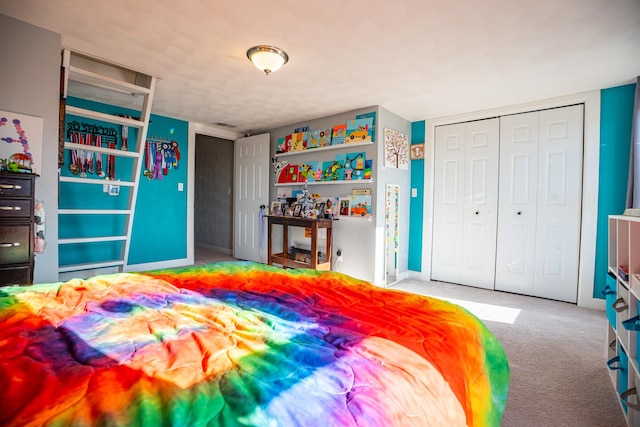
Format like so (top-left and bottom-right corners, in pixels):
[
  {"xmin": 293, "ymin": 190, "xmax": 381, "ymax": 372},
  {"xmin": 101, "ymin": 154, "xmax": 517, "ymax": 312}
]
[
  {"xmin": 0, "ymin": 265, "xmax": 31, "ymax": 286},
  {"xmin": 0, "ymin": 175, "xmax": 33, "ymax": 198},
  {"xmin": 0, "ymin": 198, "xmax": 33, "ymax": 219},
  {"xmin": 0, "ymin": 224, "xmax": 32, "ymax": 264}
]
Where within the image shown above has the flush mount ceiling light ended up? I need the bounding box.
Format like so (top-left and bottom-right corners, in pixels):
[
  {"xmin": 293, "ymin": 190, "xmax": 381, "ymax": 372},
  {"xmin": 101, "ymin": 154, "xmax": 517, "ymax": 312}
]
[{"xmin": 246, "ymin": 45, "xmax": 289, "ymax": 75}]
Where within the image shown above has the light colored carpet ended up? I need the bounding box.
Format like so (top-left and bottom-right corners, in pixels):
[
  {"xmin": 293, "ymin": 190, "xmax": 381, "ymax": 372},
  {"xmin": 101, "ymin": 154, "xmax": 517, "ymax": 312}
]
[{"xmin": 392, "ymin": 279, "xmax": 626, "ymax": 427}]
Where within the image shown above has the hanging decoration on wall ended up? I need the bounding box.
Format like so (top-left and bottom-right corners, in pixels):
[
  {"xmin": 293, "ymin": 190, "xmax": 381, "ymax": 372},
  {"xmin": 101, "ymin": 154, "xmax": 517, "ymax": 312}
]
[
  {"xmin": 410, "ymin": 143, "xmax": 425, "ymax": 160},
  {"xmin": 65, "ymin": 120, "xmax": 119, "ymax": 178},
  {"xmin": 0, "ymin": 110, "xmax": 43, "ymax": 174},
  {"xmin": 384, "ymin": 128, "xmax": 409, "ymax": 170},
  {"xmin": 143, "ymin": 137, "xmax": 181, "ymax": 180}
]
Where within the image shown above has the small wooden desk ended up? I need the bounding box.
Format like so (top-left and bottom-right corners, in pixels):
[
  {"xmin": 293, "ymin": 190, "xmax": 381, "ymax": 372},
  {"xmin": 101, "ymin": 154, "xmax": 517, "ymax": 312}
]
[{"xmin": 267, "ymin": 215, "xmax": 333, "ymax": 270}]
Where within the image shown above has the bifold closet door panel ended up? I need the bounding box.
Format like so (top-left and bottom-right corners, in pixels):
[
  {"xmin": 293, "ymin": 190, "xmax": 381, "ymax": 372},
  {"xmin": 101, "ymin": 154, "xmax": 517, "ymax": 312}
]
[
  {"xmin": 460, "ymin": 118, "xmax": 500, "ymax": 289},
  {"xmin": 432, "ymin": 119, "xmax": 499, "ymax": 289},
  {"xmin": 432, "ymin": 122, "xmax": 466, "ymax": 285},
  {"xmin": 532, "ymin": 104, "xmax": 583, "ymax": 303},
  {"xmin": 495, "ymin": 105, "xmax": 583, "ymax": 303},
  {"xmin": 495, "ymin": 111, "xmax": 540, "ymax": 295}
]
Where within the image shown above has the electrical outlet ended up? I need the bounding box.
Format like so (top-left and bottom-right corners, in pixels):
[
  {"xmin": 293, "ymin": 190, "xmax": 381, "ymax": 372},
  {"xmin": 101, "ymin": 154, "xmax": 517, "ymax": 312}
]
[{"xmin": 336, "ymin": 249, "xmax": 344, "ymax": 262}]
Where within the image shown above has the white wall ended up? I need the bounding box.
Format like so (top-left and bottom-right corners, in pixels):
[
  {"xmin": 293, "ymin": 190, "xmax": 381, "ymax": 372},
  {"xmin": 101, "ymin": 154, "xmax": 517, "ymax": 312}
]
[
  {"xmin": 0, "ymin": 14, "xmax": 61, "ymax": 283},
  {"xmin": 375, "ymin": 107, "xmax": 411, "ymax": 285}
]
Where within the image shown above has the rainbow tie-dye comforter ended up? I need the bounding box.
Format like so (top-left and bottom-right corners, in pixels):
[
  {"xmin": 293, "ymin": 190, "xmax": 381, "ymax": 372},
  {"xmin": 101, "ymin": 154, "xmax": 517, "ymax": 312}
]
[{"xmin": 0, "ymin": 262, "xmax": 508, "ymax": 426}]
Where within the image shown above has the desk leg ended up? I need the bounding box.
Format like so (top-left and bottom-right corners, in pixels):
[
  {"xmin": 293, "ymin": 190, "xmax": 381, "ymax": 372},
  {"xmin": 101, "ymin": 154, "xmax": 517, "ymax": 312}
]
[
  {"xmin": 282, "ymin": 224, "xmax": 288, "ymax": 269},
  {"xmin": 310, "ymin": 222, "xmax": 318, "ymax": 269},
  {"xmin": 267, "ymin": 219, "xmax": 273, "ymax": 266}
]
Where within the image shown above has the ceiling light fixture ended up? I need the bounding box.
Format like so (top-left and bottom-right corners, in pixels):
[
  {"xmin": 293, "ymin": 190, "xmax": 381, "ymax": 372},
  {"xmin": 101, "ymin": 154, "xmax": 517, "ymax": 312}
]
[{"xmin": 246, "ymin": 45, "xmax": 289, "ymax": 75}]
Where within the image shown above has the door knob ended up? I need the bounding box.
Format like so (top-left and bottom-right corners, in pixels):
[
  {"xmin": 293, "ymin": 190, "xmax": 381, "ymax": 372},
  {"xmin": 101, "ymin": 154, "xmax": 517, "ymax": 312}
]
[
  {"xmin": 475, "ymin": 211, "xmax": 479, "ymax": 215},
  {"xmin": 517, "ymin": 211, "xmax": 522, "ymax": 215}
]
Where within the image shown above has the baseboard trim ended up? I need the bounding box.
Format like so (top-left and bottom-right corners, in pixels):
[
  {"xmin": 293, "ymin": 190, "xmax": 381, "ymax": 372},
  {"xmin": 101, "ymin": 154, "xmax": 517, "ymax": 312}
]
[{"xmin": 195, "ymin": 242, "xmax": 232, "ymax": 255}]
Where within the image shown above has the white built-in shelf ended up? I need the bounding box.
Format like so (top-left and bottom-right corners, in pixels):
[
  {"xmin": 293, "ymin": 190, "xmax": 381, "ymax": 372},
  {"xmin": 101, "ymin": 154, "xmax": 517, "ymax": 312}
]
[
  {"xmin": 275, "ymin": 179, "xmax": 373, "ymax": 187},
  {"xmin": 59, "ymin": 176, "xmax": 135, "ymax": 186},
  {"xmin": 68, "ymin": 65, "xmax": 150, "ymax": 96},
  {"xmin": 64, "ymin": 142, "xmax": 140, "ymax": 158},
  {"xmin": 58, "ymin": 209, "xmax": 132, "ymax": 215},
  {"xmin": 58, "ymin": 260, "xmax": 125, "ymax": 273},
  {"xmin": 607, "ymin": 214, "xmax": 640, "ymax": 426},
  {"xmin": 66, "ymin": 106, "xmax": 144, "ymax": 128},
  {"xmin": 58, "ymin": 235, "xmax": 128, "ymax": 245},
  {"xmin": 275, "ymin": 140, "xmax": 373, "ymax": 158}
]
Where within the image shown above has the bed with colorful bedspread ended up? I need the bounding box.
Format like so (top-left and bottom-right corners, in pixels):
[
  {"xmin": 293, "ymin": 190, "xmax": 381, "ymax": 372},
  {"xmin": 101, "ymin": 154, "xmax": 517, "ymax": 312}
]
[{"xmin": 0, "ymin": 262, "xmax": 509, "ymax": 426}]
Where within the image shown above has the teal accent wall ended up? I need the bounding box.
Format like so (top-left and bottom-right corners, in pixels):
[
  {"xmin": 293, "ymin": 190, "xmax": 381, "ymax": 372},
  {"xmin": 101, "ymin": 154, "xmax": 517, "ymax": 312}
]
[
  {"xmin": 594, "ymin": 83, "xmax": 636, "ymax": 298},
  {"xmin": 128, "ymin": 114, "xmax": 188, "ymax": 264},
  {"xmin": 408, "ymin": 120, "xmax": 425, "ymax": 271},
  {"xmin": 60, "ymin": 97, "xmax": 188, "ymax": 266}
]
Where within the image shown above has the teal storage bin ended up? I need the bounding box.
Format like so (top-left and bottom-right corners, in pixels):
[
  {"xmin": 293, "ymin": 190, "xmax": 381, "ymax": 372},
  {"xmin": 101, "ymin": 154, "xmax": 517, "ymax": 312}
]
[
  {"xmin": 608, "ymin": 346, "xmax": 630, "ymax": 413},
  {"xmin": 620, "ymin": 348, "xmax": 629, "ymax": 413},
  {"xmin": 604, "ymin": 277, "xmax": 617, "ymax": 328}
]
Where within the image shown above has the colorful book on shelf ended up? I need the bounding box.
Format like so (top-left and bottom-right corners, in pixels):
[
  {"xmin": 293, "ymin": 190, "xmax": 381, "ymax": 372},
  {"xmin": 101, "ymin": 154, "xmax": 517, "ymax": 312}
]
[
  {"xmin": 364, "ymin": 159, "xmax": 372, "ymax": 180},
  {"xmin": 343, "ymin": 151, "xmax": 366, "ymax": 180},
  {"xmin": 319, "ymin": 129, "xmax": 331, "ymax": 147},
  {"xmin": 299, "ymin": 161, "xmax": 318, "ymax": 183},
  {"xmin": 322, "ymin": 160, "xmax": 343, "ymax": 181},
  {"xmin": 331, "ymin": 124, "xmax": 346, "ymax": 145},
  {"xmin": 350, "ymin": 195, "xmax": 372, "ymax": 218},
  {"xmin": 355, "ymin": 112, "xmax": 376, "ymax": 142},
  {"xmin": 345, "ymin": 117, "xmax": 373, "ymax": 144},
  {"xmin": 276, "ymin": 137, "xmax": 287, "ymax": 154},
  {"xmin": 291, "ymin": 132, "xmax": 307, "ymax": 151},
  {"xmin": 277, "ymin": 164, "xmax": 299, "ymax": 183},
  {"xmin": 284, "ymin": 134, "xmax": 292, "ymax": 152},
  {"xmin": 308, "ymin": 130, "xmax": 321, "ymax": 149}
]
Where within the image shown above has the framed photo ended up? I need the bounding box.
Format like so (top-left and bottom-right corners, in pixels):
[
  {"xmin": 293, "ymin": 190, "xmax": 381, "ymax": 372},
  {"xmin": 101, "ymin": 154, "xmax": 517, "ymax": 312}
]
[
  {"xmin": 270, "ymin": 201, "xmax": 283, "ymax": 217},
  {"xmin": 313, "ymin": 201, "xmax": 325, "ymax": 218},
  {"xmin": 338, "ymin": 197, "xmax": 351, "ymax": 217},
  {"xmin": 410, "ymin": 143, "xmax": 425, "ymax": 160},
  {"xmin": 293, "ymin": 203, "xmax": 302, "ymax": 217},
  {"xmin": 324, "ymin": 197, "xmax": 338, "ymax": 219}
]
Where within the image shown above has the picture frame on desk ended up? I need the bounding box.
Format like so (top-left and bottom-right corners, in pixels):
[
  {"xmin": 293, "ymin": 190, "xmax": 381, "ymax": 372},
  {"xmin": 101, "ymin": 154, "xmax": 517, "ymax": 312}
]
[
  {"xmin": 270, "ymin": 201, "xmax": 283, "ymax": 217},
  {"xmin": 293, "ymin": 204, "xmax": 302, "ymax": 217},
  {"xmin": 313, "ymin": 201, "xmax": 325, "ymax": 218},
  {"xmin": 338, "ymin": 197, "xmax": 351, "ymax": 217}
]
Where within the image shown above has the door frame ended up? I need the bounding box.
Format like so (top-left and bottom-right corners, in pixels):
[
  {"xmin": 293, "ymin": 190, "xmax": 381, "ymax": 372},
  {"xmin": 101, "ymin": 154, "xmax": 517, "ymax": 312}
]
[
  {"xmin": 418, "ymin": 90, "xmax": 602, "ymax": 309},
  {"xmin": 187, "ymin": 123, "xmax": 242, "ymax": 265}
]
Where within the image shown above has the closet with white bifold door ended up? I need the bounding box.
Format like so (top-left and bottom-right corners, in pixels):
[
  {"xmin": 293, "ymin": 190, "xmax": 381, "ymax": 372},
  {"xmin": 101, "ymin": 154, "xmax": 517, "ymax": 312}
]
[
  {"xmin": 432, "ymin": 118, "xmax": 500, "ymax": 290},
  {"xmin": 432, "ymin": 104, "xmax": 584, "ymax": 303}
]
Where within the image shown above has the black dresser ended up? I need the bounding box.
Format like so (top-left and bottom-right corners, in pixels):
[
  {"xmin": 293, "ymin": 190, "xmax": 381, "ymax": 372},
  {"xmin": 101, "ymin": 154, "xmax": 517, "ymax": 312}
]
[{"xmin": 0, "ymin": 172, "xmax": 36, "ymax": 286}]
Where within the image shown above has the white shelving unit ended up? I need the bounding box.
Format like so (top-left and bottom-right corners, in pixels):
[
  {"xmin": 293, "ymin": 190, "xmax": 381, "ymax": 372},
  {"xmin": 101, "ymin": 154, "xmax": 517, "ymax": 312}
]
[
  {"xmin": 274, "ymin": 179, "xmax": 373, "ymax": 187},
  {"xmin": 274, "ymin": 140, "xmax": 373, "ymax": 158},
  {"xmin": 58, "ymin": 49, "xmax": 156, "ymax": 278},
  {"xmin": 273, "ymin": 140, "xmax": 374, "ymax": 187},
  {"xmin": 607, "ymin": 214, "xmax": 640, "ymax": 426}
]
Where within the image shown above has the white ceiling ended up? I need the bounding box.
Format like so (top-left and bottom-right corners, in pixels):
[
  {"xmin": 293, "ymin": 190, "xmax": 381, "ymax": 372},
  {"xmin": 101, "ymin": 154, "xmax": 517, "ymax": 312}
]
[{"xmin": 2, "ymin": 0, "xmax": 639, "ymax": 134}]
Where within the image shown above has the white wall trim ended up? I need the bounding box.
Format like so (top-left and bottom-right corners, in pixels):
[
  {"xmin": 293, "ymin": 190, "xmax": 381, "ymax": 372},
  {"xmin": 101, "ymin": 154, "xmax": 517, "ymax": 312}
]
[
  {"xmin": 187, "ymin": 122, "xmax": 242, "ymax": 267},
  {"xmin": 124, "ymin": 258, "xmax": 190, "ymax": 273},
  {"xmin": 421, "ymin": 90, "xmax": 602, "ymax": 309}
]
